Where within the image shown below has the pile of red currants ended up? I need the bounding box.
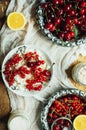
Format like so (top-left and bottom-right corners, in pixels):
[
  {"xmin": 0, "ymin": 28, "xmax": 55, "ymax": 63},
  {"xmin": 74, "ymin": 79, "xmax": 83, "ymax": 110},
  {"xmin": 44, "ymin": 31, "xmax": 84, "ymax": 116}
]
[
  {"xmin": 47, "ymin": 94, "xmax": 86, "ymax": 129},
  {"xmin": 41, "ymin": 0, "xmax": 86, "ymax": 41},
  {"xmin": 3, "ymin": 51, "xmax": 51, "ymax": 91}
]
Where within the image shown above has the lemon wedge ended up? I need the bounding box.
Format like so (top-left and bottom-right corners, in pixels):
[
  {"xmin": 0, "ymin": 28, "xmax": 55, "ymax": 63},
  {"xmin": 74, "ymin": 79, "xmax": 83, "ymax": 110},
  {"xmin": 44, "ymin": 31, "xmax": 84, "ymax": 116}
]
[
  {"xmin": 73, "ymin": 115, "xmax": 86, "ymax": 130},
  {"xmin": 7, "ymin": 12, "xmax": 26, "ymax": 31}
]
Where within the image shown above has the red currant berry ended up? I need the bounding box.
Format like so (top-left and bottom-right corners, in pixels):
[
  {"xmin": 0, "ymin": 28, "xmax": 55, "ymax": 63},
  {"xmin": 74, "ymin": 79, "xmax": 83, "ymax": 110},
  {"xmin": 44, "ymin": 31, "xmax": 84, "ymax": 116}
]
[
  {"xmin": 59, "ymin": 32, "xmax": 65, "ymax": 40},
  {"xmin": 58, "ymin": 0, "xmax": 64, "ymax": 5},
  {"xmin": 56, "ymin": 9, "xmax": 63, "ymax": 16},
  {"xmin": 80, "ymin": 2, "xmax": 86, "ymax": 8},
  {"xmin": 68, "ymin": 9, "xmax": 75, "ymax": 16},
  {"xmin": 34, "ymin": 85, "xmax": 42, "ymax": 91},
  {"xmin": 44, "ymin": 22, "xmax": 54, "ymax": 30},
  {"xmin": 69, "ymin": 31, "xmax": 75, "ymax": 38},
  {"xmin": 66, "ymin": 17, "xmax": 72, "ymax": 24},
  {"xmin": 64, "ymin": 32, "xmax": 71, "ymax": 41},
  {"xmin": 64, "ymin": 3, "xmax": 72, "ymax": 12},
  {"xmin": 52, "ymin": 0, "xmax": 59, "ymax": 5},
  {"xmin": 53, "ymin": 18, "xmax": 61, "ymax": 26},
  {"xmin": 53, "ymin": 125, "xmax": 60, "ymax": 130},
  {"xmin": 49, "ymin": 25, "xmax": 56, "ymax": 32},
  {"xmin": 42, "ymin": 70, "xmax": 51, "ymax": 77},
  {"xmin": 41, "ymin": 3, "xmax": 48, "ymax": 9}
]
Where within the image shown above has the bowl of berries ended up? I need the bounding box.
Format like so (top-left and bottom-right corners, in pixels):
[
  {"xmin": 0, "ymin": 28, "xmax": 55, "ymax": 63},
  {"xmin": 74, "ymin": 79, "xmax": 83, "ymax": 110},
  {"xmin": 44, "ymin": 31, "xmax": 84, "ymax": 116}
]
[
  {"xmin": 1, "ymin": 45, "xmax": 53, "ymax": 96},
  {"xmin": 41, "ymin": 89, "xmax": 86, "ymax": 130},
  {"xmin": 37, "ymin": 0, "xmax": 86, "ymax": 47},
  {"xmin": 51, "ymin": 116, "xmax": 74, "ymax": 130}
]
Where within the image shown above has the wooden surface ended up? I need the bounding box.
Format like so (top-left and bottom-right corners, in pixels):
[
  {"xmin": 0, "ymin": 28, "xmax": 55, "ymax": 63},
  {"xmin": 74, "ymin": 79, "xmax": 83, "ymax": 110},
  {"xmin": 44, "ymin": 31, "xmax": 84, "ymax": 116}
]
[
  {"xmin": 0, "ymin": 65, "xmax": 11, "ymax": 129},
  {"xmin": 0, "ymin": 78, "xmax": 11, "ymax": 119},
  {"xmin": 0, "ymin": 0, "xmax": 10, "ymax": 29}
]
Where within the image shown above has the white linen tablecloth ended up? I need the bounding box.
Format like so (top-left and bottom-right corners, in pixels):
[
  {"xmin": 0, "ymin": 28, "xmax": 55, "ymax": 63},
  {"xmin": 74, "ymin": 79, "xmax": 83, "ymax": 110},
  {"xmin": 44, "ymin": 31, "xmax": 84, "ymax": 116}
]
[{"xmin": 0, "ymin": 0, "xmax": 86, "ymax": 130}]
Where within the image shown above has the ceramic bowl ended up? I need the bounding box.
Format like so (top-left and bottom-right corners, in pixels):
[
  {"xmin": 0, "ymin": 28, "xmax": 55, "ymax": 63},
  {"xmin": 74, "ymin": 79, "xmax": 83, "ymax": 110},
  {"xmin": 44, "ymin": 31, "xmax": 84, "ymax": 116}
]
[
  {"xmin": 51, "ymin": 116, "xmax": 74, "ymax": 130},
  {"xmin": 37, "ymin": 0, "xmax": 86, "ymax": 47},
  {"xmin": 1, "ymin": 45, "xmax": 53, "ymax": 96},
  {"xmin": 41, "ymin": 89, "xmax": 86, "ymax": 130}
]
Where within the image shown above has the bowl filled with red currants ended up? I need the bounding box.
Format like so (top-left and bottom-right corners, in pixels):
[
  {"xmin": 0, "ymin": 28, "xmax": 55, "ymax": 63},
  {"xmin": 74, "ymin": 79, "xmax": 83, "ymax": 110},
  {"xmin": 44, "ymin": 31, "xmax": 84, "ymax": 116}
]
[
  {"xmin": 41, "ymin": 89, "xmax": 86, "ymax": 130},
  {"xmin": 1, "ymin": 45, "xmax": 53, "ymax": 96},
  {"xmin": 37, "ymin": 0, "xmax": 86, "ymax": 47}
]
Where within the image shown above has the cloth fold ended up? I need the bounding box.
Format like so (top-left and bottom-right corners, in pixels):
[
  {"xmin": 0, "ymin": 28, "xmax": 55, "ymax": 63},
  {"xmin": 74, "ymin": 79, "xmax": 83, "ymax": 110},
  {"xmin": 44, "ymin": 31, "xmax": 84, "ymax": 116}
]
[{"xmin": 57, "ymin": 44, "xmax": 86, "ymax": 89}]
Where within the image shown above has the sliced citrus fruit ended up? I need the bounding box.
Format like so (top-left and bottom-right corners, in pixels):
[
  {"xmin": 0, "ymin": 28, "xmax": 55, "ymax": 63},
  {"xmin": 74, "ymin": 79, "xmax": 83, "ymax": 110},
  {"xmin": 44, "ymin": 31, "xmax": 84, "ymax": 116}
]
[
  {"xmin": 73, "ymin": 115, "xmax": 86, "ymax": 130},
  {"xmin": 7, "ymin": 12, "xmax": 26, "ymax": 30}
]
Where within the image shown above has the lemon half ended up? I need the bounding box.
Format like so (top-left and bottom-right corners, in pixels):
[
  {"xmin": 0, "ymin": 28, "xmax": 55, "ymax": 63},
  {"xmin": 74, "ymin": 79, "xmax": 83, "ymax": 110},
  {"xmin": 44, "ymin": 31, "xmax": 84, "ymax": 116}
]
[
  {"xmin": 73, "ymin": 115, "xmax": 86, "ymax": 130},
  {"xmin": 7, "ymin": 12, "xmax": 26, "ymax": 31}
]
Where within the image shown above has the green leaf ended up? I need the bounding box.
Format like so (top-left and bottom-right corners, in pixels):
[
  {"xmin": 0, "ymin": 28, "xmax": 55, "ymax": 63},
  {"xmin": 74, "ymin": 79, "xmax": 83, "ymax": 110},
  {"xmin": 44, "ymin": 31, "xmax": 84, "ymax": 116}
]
[{"xmin": 73, "ymin": 25, "xmax": 78, "ymax": 38}]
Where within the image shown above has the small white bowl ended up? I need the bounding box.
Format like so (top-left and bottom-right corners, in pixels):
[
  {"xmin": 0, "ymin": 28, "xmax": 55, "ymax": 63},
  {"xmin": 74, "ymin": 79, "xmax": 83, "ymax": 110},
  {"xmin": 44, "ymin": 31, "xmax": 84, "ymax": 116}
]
[
  {"xmin": 72, "ymin": 62, "xmax": 86, "ymax": 86},
  {"xmin": 8, "ymin": 110, "xmax": 30, "ymax": 130},
  {"xmin": 51, "ymin": 117, "xmax": 74, "ymax": 130}
]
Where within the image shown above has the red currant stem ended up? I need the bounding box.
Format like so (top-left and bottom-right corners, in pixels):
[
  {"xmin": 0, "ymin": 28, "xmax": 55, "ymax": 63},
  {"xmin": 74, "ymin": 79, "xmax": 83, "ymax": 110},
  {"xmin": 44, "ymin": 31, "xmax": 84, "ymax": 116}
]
[
  {"xmin": 65, "ymin": 100, "xmax": 80, "ymax": 103},
  {"xmin": 67, "ymin": 0, "xmax": 75, "ymax": 3},
  {"xmin": 55, "ymin": 29, "xmax": 59, "ymax": 33},
  {"xmin": 73, "ymin": 3, "xmax": 78, "ymax": 10},
  {"xmin": 48, "ymin": 62, "xmax": 55, "ymax": 70},
  {"xmin": 51, "ymin": 109, "xmax": 62, "ymax": 117},
  {"xmin": 63, "ymin": 13, "xmax": 66, "ymax": 18},
  {"xmin": 67, "ymin": 108, "xmax": 72, "ymax": 119},
  {"xmin": 68, "ymin": 101, "xmax": 84, "ymax": 115},
  {"xmin": 50, "ymin": 6, "xmax": 57, "ymax": 17},
  {"xmin": 64, "ymin": 0, "xmax": 67, "ymax": 6},
  {"xmin": 55, "ymin": 100, "xmax": 68, "ymax": 112},
  {"xmin": 14, "ymin": 79, "xmax": 20, "ymax": 85},
  {"xmin": 82, "ymin": 103, "xmax": 86, "ymax": 106},
  {"xmin": 73, "ymin": 106, "xmax": 83, "ymax": 115},
  {"xmin": 54, "ymin": 110, "xmax": 63, "ymax": 116},
  {"xmin": 81, "ymin": 26, "xmax": 86, "ymax": 31},
  {"xmin": 55, "ymin": 29, "xmax": 63, "ymax": 33},
  {"xmin": 45, "ymin": 13, "xmax": 48, "ymax": 23}
]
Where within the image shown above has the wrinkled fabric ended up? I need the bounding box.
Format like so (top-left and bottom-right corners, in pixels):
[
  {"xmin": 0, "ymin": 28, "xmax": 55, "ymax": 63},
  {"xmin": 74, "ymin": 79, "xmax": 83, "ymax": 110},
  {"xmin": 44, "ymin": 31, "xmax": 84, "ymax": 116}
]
[{"xmin": 0, "ymin": 0, "xmax": 86, "ymax": 130}]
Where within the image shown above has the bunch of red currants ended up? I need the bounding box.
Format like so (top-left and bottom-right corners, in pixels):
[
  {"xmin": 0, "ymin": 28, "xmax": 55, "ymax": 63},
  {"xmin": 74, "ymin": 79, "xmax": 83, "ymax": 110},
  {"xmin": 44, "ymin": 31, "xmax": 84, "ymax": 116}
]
[
  {"xmin": 47, "ymin": 94, "xmax": 86, "ymax": 129},
  {"xmin": 3, "ymin": 51, "xmax": 51, "ymax": 91}
]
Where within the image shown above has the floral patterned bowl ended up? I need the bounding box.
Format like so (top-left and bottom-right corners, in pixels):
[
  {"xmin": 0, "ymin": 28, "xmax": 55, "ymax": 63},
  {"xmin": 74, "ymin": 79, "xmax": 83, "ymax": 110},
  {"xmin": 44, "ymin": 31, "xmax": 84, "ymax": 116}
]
[
  {"xmin": 37, "ymin": 0, "xmax": 86, "ymax": 47},
  {"xmin": 41, "ymin": 89, "xmax": 86, "ymax": 130}
]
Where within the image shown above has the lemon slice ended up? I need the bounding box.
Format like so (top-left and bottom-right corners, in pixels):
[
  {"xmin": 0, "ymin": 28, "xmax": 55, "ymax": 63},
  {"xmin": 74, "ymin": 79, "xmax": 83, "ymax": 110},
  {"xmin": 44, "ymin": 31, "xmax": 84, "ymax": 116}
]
[
  {"xmin": 73, "ymin": 115, "xmax": 86, "ymax": 130},
  {"xmin": 7, "ymin": 12, "xmax": 26, "ymax": 31}
]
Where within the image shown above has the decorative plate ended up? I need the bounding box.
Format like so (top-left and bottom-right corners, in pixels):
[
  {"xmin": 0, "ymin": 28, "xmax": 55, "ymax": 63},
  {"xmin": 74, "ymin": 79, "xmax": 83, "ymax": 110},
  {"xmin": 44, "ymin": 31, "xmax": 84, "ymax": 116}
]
[
  {"xmin": 41, "ymin": 89, "xmax": 86, "ymax": 130},
  {"xmin": 57, "ymin": 46, "xmax": 86, "ymax": 92},
  {"xmin": 37, "ymin": 0, "xmax": 86, "ymax": 47},
  {"xmin": 1, "ymin": 45, "xmax": 52, "ymax": 96}
]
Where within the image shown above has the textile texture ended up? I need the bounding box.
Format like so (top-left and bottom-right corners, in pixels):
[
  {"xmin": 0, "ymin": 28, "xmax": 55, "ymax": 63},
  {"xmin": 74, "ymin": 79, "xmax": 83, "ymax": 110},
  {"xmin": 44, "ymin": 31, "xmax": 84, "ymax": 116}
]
[{"xmin": 0, "ymin": 0, "xmax": 86, "ymax": 129}]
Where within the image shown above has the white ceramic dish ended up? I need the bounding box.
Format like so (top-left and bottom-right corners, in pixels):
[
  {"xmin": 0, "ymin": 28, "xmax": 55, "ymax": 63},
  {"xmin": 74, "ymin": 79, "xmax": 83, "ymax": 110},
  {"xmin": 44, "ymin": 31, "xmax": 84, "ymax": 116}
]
[{"xmin": 1, "ymin": 45, "xmax": 52, "ymax": 96}]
